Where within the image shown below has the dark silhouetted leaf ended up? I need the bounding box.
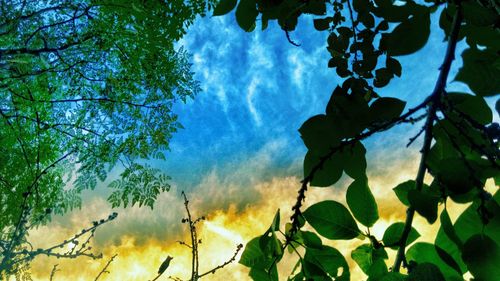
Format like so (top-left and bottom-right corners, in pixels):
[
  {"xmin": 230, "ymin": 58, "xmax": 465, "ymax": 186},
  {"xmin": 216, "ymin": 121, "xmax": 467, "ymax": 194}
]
[
  {"xmin": 304, "ymin": 150, "xmax": 343, "ymax": 187},
  {"xmin": 445, "ymin": 92, "xmax": 492, "ymax": 125},
  {"xmin": 455, "ymin": 48, "xmax": 500, "ymax": 96},
  {"xmin": 393, "ymin": 180, "xmax": 416, "ymax": 206},
  {"xmin": 340, "ymin": 141, "xmax": 367, "ymax": 180},
  {"xmin": 236, "ymin": 0, "xmax": 258, "ymax": 31},
  {"xmin": 408, "ymin": 263, "xmax": 445, "ymax": 281},
  {"xmin": 313, "ymin": 17, "xmax": 332, "ymax": 31},
  {"xmin": 382, "ymin": 11, "xmax": 430, "ymax": 56},
  {"xmin": 462, "ymin": 234, "xmax": 500, "ymax": 281},
  {"xmin": 369, "ymin": 97, "xmax": 406, "ymax": 125},
  {"xmin": 408, "ymin": 189, "xmax": 439, "ymax": 223},
  {"xmin": 213, "ymin": 0, "xmax": 237, "ymax": 16}
]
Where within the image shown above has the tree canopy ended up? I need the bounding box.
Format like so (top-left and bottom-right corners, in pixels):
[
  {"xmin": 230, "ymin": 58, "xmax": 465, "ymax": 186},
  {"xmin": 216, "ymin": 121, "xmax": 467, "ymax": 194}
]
[
  {"xmin": 0, "ymin": 0, "xmax": 216, "ymax": 275},
  {"xmin": 213, "ymin": 0, "xmax": 500, "ymax": 280}
]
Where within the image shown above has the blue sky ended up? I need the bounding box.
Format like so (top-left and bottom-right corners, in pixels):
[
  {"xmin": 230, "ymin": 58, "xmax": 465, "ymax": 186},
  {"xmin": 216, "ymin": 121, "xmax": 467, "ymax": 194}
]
[
  {"xmin": 31, "ymin": 7, "xmax": 499, "ymax": 280},
  {"xmin": 161, "ymin": 10, "xmax": 467, "ymax": 189}
]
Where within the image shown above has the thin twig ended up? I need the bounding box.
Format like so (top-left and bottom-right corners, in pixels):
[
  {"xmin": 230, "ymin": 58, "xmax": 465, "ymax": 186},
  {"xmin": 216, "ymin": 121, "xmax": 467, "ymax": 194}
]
[
  {"xmin": 198, "ymin": 243, "xmax": 243, "ymax": 278},
  {"xmin": 94, "ymin": 254, "xmax": 117, "ymax": 281}
]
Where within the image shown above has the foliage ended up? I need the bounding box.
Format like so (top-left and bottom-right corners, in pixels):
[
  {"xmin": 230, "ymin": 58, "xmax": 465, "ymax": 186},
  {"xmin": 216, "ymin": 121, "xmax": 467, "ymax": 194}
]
[
  {"xmin": 214, "ymin": 0, "xmax": 499, "ymax": 280},
  {"xmin": 0, "ymin": 0, "xmax": 216, "ymax": 276}
]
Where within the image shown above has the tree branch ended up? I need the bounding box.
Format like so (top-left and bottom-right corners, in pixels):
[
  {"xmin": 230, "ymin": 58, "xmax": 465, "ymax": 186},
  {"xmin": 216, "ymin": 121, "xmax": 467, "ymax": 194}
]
[
  {"xmin": 197, "ymin": 243, "xmax": 243, "ymax": 278},
  {"xmin": 392, "ymin": 4, "xmax": 463, "ymax": 272}
]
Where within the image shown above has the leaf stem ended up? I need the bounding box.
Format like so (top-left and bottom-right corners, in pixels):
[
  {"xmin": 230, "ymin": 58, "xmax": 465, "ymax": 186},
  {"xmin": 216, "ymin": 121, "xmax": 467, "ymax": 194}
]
[{"xmin": 392, "ymin": 4, "xmax": 463, "ymax": 272}]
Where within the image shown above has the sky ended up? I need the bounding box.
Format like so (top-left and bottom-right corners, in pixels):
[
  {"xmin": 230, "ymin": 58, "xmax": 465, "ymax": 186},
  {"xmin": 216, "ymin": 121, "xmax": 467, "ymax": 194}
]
[{"xmin": 27, "ymin": 7, "xmax": 497, "ymax": 281}]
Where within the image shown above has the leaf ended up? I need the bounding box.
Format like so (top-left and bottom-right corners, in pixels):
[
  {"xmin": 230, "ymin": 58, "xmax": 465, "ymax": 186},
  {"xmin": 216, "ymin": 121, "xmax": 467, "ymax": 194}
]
[
  {"xmin": 445, "ymin": 92, "xmax": 492, "ymax": 125},
  {"xmin": 382, "ymin": 222, "xmax": 420, "ymax": 249},
  {"xmin": 301, "ymin": 231, "xmax": 323, "ymax": 249},
  {"xmin": 369, "ymin": 97, "xmax": 406, "ymax": 125},
  {"xmin": 379, "ymin": 272, "xmax": 408, "ymax": 281},
  {"xmin": 439, "ymin": 209, "xmax": 463, "ymax": 249},
  {"xmin": 304, "ymin": 245, "xmax": 350, "ymax": 280},
  {"xmin": 313, "ymin": 17, "xmax": 332, "ymax": 31},
  {"xmin": 239, "ymin": 237, "xmax": 268, "ymax": 267},
  {"xmin": 346, "ymin": 180, "xmax": 378, "ymax": 227},
  {"xmin": 386, "ymin": 56, "xmax": 402, "ymax": 77},
  {"xmin": 408, "ymin": 189, "xmax": 439, "ymax": 224},
  {"xmin": 381, "ymin": 11, "xmax": 431, "ymax": 56},
  {"xmin": 304, "ymin": 150, "xmax": 343, "ymax": 187},
  {"xmin": 406, "ymin": 243, "xmax": 463, "ymax": 279},
  {"xmin": 235, "ymin": 0, "xmax": 258, "ymax": 32},
  {"xmin": 303, "ymin": 200, "xmax": 360, "ymax": 240},
  {"xmin": 299, "ymin": 114, "xmax": 340, "ymax": 155},
  {"xmin": 462, "ymin": 0, "xmax": 497, "ymax": 26},
  {"xmin": 455, "ymin": 48, "xmax": 500, "ymax": 96},
  {"xmin": 213, "ymin": 0, "xmax": 237, "ymax": 16},
  {"xmin": 393, "ymin": 180, "xmax": 415, "ymax": 206},
  {"xmin": 340, "ymin": 141, "xmax": 367, "ymax": 181},
  {"xmin": 407, "ymin": 263, "xmax": 445, "ymax": 281},
  {"xmin": 351, "ymin": 244, "xmax": 388, "ymax": 277},
  {"xmin": 462, "ymin": 234, "xmax": 500, "ymax": 280}
]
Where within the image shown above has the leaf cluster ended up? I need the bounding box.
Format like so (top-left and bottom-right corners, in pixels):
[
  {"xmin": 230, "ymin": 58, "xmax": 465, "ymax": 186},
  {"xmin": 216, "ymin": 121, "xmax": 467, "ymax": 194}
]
[{"xmin": 213, "ymin": 0, "xmax": 499, "ymax": 280}]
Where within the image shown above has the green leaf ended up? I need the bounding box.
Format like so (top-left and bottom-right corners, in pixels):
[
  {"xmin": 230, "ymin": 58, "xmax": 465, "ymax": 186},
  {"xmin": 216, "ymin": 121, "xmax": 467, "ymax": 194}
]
[
  {"xmin": 445, "ymin": 92, "xmax": 492, "ymax": 125},
  {"xmin": 393, "ymin": 180, "xmax": 415, "ymax": 206},
  {"xmin": 340, "ymin": 141, "xmax": 367, "ymax": 181},
  {"xmin": 304, "ymin": 150, "xmax": 343, "ymax": 187},
  {"xmin": 213, "ymin": 0, "xmax": 237, "ymax": 16},
  {"xmin": 408, "ymin": 189, "xmax": 439, "ymax": 224},
  {"xmin": 303, "ymin": 200, "xmax": 360, "ymax": 240},
  {"xmin": 304, "ymin": 245, "xmax": 350, "ymax": 280},
  {"xmin": 382, "ymin": 11, "xmax": 431, "ymax": 56},
  {"xmin": 406, "ymin": 243, "xmax": 463, "ymax": 279},
  {"xmin": 379, "ymin": 272, "xmax": 408, "ymax": 281},
  {"xmin": 346, "ymin": 180, "xmax": 378, "ymax": 227},
  {"xmin": 462, "ymin": 234, "xmax": 500, "ymax": 280},
  {"xmin": 382, "ymin": 222, "xmax": 420, "ymax": 249},
  {"xmin": 239, "ymin": 237, "xmax": 267, "ymax": 267},
  {"xmin": 439, "ymin": 209, "xmax": 463, "ymax": 249},
  {"xmin": 369, "ymin": 97, "xmax": 406, "ymax": 125},
  {"xmin": 299, "ymin": 114, "xmax": 340, "ymax": 155},
  {"xmin": 407, "ymin": 263, "xmax": 445, "ymax": 281},
  {"xmin": 235, "ymin": 0, "xmax": 258, "ymax": 32},
  {"xmin": 301, "ymin": 231, "xmax": 323, "ymax": 249},
  {"xmin": 455, "ymin": 48, "xmax": 500, "ymax": 96},
  {"xmin": 249, "ymin": 265, "xmax": 279, "ymax": 281},
  {"xmin": 351, "ymin": 244, "xmax": 388, "ymax": 277}
]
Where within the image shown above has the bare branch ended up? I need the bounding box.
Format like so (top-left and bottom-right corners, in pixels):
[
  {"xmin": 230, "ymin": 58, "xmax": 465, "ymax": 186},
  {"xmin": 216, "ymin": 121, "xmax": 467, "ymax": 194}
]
[{"xmin": 94, "ymin": 254, "xmax": 117, "ymax": 281}]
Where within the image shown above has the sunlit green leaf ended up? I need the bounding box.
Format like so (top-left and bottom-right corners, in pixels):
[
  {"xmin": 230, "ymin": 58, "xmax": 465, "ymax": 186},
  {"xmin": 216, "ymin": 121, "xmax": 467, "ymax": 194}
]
[
  {"xmin": 303, "ymin": 200, "xmax": 360, "ymax": 240},
  {"xmin": 346, "ymin": 180, "xmax": 378, "ymax": 227},
  {"xmin": 382, "ymin": 222, "xmax": 420, "ymax": 249}
]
